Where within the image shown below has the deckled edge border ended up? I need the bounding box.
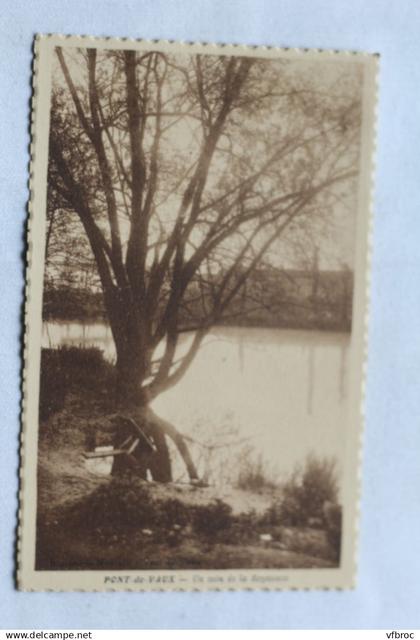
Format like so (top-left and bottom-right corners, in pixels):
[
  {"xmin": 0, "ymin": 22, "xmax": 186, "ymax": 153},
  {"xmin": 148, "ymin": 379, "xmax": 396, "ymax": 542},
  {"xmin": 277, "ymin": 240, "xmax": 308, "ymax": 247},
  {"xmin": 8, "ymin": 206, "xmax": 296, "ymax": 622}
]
[
  {"xmin": 18, "ymin": 32, "xmax": 380, "ymax": 593},
  {"xmin": 353, "ymin": 47, "xmax": 380, "ymax": 592},
  {"xmin": 17, "ymin": 34, "xmax": 41, "ymax": 591}
]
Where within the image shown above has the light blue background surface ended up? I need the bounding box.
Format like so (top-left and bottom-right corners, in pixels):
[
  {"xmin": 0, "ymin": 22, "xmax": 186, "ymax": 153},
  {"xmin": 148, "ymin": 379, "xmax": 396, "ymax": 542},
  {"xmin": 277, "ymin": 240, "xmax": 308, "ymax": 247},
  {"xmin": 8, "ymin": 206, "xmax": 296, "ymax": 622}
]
[{"xmin": 1, "ymin": 0, "xmax": 420, "ymax": 629}]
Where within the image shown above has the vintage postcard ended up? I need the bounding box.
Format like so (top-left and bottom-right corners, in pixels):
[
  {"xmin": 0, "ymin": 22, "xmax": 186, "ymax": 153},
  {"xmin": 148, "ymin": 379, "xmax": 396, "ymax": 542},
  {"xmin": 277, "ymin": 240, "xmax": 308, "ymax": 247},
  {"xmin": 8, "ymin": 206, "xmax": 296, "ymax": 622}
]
[{"xmin": 19, "ymin": 34, "xmax": 377, "ymax": 591}]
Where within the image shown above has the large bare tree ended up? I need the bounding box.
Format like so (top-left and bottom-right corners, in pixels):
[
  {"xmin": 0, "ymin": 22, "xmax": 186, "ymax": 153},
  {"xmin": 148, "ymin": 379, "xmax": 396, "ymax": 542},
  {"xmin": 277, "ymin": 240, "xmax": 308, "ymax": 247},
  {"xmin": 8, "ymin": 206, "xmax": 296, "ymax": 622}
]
[{"xmin": 47, "ymin": 46, "xmax": 361, "ymax": 481}]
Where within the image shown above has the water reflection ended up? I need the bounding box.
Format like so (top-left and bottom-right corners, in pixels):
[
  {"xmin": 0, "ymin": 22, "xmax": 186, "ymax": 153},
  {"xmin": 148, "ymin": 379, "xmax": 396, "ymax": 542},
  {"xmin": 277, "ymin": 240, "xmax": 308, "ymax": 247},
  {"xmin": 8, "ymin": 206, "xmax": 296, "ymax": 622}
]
[
  {"xmin": 339, "ymin": 341, "xmax": 347, "ymax": 402},
  {"xmin": 306, "ymin": 345, "xmax": 315, "ymax": 415},
  {"xmin": 42, "ymin": 321, "xmax": 350, "ymax": 479}
]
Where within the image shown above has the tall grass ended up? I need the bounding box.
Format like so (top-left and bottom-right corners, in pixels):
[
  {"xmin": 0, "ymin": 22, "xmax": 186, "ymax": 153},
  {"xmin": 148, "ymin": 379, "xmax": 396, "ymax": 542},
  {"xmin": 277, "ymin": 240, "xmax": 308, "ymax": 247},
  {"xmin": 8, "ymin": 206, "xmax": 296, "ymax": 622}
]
[
  {"xmin": 279, "ymin": 454, "xmax": 339, "ymax": 526},
  {"xmin": 235, "ymin": 448, "xmax": 277, "ymax": 491}
]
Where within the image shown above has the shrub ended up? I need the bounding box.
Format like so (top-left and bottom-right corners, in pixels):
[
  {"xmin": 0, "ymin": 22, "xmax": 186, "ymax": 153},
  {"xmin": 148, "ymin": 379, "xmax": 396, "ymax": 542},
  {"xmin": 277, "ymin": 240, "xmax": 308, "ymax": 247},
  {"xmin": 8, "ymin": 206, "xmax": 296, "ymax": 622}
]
[
  {"xmin": 39, "ymin": 349, "xmax": 69, "ymax": 420},
  {"xmin": 278, "ymin": 455, "xmax": 339, "ymax": 527},
  {"xmin": 157, "ymin": 498, "xmax": 191, "ymax": 530},
  {"xmin": 64, "ymin": 477, "xmax": 157, "ymax": 530},
  {"xmin": 62, "ymin": 476, "xmax": 193, "ymax": 538},
  {"xmin": 39, "ymin": 346, "xmax": 115, "ymax": 420},
  {"xmin": 323, "ymin": 501, "xmax": 342, "ymax": 561},
  {"xmin": 192, "ymin": 499, "xmax": 234, "ymax": 537},
  {"xmin": 235, "ymin": 449, "xmax": 277, "ymax": 492},
  {"xmin": 228, "ymin": 510, "xmax": 259, "ymax": 544},
  {"xmin": 55, "ymin": 346, "xmax": 114, "ymax": 390},
  {"xmin": 259, "ymin": 501, "xmax": 283, "ymax": 527}
]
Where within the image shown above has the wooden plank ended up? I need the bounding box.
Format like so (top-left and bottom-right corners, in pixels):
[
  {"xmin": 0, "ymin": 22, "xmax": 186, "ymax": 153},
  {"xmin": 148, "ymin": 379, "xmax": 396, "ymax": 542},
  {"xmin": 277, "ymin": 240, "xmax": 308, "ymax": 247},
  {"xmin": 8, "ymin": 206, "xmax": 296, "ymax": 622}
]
[
  {"xmin": 118, "ymin": 416, "xmax": 156, "ymax": 453},
  {"xmin": 119, "ymin": 435, "xmax": 134, "ymax": 450},
  {"xmin": 127, "ymin": 438, "xmax": 140, "ymax": 455},
  {"xmin": 83, "ymin": 419, "xmax": 156, "ymax": 459},
  {"xmin": 83, "ymin": 448, "xmax": 128, "ymax": 459}
]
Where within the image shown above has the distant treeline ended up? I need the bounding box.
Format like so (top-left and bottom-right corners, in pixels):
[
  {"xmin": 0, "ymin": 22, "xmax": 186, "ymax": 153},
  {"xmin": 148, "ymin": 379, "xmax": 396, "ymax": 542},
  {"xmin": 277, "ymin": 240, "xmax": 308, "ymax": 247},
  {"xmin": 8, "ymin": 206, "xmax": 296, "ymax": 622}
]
[
  {"xmin": 44, "ymin": 288, "xmax": 107, "ymax": 322},
  {"xmin": 43, "ymin": 268, "xmax": 353, "ymax": 332}
]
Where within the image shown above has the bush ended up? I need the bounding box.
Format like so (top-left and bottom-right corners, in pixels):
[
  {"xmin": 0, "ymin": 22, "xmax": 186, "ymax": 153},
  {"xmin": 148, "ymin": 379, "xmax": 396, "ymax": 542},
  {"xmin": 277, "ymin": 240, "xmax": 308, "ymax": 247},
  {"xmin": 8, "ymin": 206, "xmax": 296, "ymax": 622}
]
[
  {"xmin": 63, "ymin": 477, "xmax": 258, "ymax": 546},
  {"xmin": 323, "ymin": 501, "xmax": 342, "ymax": 561},
  {"xmin": 158, "ymin": 498, "xmax": 191, "ymax": 530},
  {"xmin": 63, "ymin": 476, "xmax": 193, "ymax": 538},
  {"xmin": 192, "ymin": 499, "xmax": 234, "ymax": 537},
  {"xmin": 39, "ymin": 346, "xmax": 115, "ymax": 420},
  {"xmin": 259, "ymin": 502, "xmax": 283, "ymax": 528},
  {"xmin": 55, "ymin": 346, "xmax": 114, "ymax": 390},
  {"xmin": 280, "ymin": 527, "xmax": 332, "ymax": 560},
  {"xmin": 235, "ymin": 450, "xmax": 277, "ymax": 492},
  {"xmin": 64, "ymin": 477, "xmax": 156, "ymax": 530},
  {"xmin": 39, "ymin": 349, "xmax": 69, "ymax": 420},
  {"xmin": 228, "ymin": 510, "xmax": 259, "ymax": 544},
  {"xmin": 278, "ymin": 455, "xmax": 339, "ymax": 527}
]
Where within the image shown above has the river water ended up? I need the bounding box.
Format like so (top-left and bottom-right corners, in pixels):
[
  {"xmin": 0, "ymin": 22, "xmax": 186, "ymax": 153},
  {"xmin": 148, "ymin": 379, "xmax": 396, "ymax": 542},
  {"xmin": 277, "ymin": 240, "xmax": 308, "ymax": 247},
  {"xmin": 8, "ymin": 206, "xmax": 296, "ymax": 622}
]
[{"xmin": 42, "ymin": 322, "xmax": 350, "ymax": 483}]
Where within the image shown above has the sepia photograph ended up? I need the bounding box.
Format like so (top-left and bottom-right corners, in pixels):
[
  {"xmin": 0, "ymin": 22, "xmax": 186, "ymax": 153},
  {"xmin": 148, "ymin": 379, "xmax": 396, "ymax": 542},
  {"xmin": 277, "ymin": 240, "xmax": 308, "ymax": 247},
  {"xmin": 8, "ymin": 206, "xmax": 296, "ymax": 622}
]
[{"xmin": 20, "ymin": 35, "xmax": 376, "ymax": 590}]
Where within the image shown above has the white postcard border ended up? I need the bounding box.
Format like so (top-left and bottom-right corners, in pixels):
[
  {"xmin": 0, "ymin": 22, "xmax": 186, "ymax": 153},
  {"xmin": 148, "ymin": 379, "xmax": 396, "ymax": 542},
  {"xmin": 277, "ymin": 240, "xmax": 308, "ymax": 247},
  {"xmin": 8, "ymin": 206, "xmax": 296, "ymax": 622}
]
[{"xmin": 18, "ymin": 34, "xmax": 379, "ymax": 591}]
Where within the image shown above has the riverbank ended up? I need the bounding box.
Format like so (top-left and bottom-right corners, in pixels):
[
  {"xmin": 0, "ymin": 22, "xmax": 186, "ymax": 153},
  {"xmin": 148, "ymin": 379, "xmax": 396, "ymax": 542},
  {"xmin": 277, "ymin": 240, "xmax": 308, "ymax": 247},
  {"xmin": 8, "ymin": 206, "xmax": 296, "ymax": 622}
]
[
  {"xmin": 36, "ymin": 347, "xmax": 341, "ymax": 571},
  {"xmin": 37, "ymin": 455, "xmax": 336, "ymax": 570}
]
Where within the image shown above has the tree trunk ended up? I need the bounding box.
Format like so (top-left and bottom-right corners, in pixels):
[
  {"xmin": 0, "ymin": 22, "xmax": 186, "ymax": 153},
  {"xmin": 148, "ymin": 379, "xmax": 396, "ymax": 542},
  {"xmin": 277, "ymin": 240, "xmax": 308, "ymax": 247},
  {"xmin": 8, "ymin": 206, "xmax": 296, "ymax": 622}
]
[
  {"xmin": 110, "ymin": 403, "xmax": 198, "ymax": 483},
  {"xmin": 111, "ymin": 343, "xmax": 199, "ymax": 482},
  {"xmin": 148, "ymin": 409, "xmax": 200, "ymax": 481},
  {"xmin": 109, "ymin": 405, "xmax": 171, "ymax": 481},
  {"xmin": 106, "ymin": 297, "xmax": 199, "ymax": 483},
  {"xmin": 111, "ymin": 304, "xmax": 148, "ymax": 408},
  {"xmin": 115, "ymin": 350, "xmax": 147, "ymax": 407},
  {"xmin": 148, "ymin": 420, "xmax": 172, "ymax": 483}
]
